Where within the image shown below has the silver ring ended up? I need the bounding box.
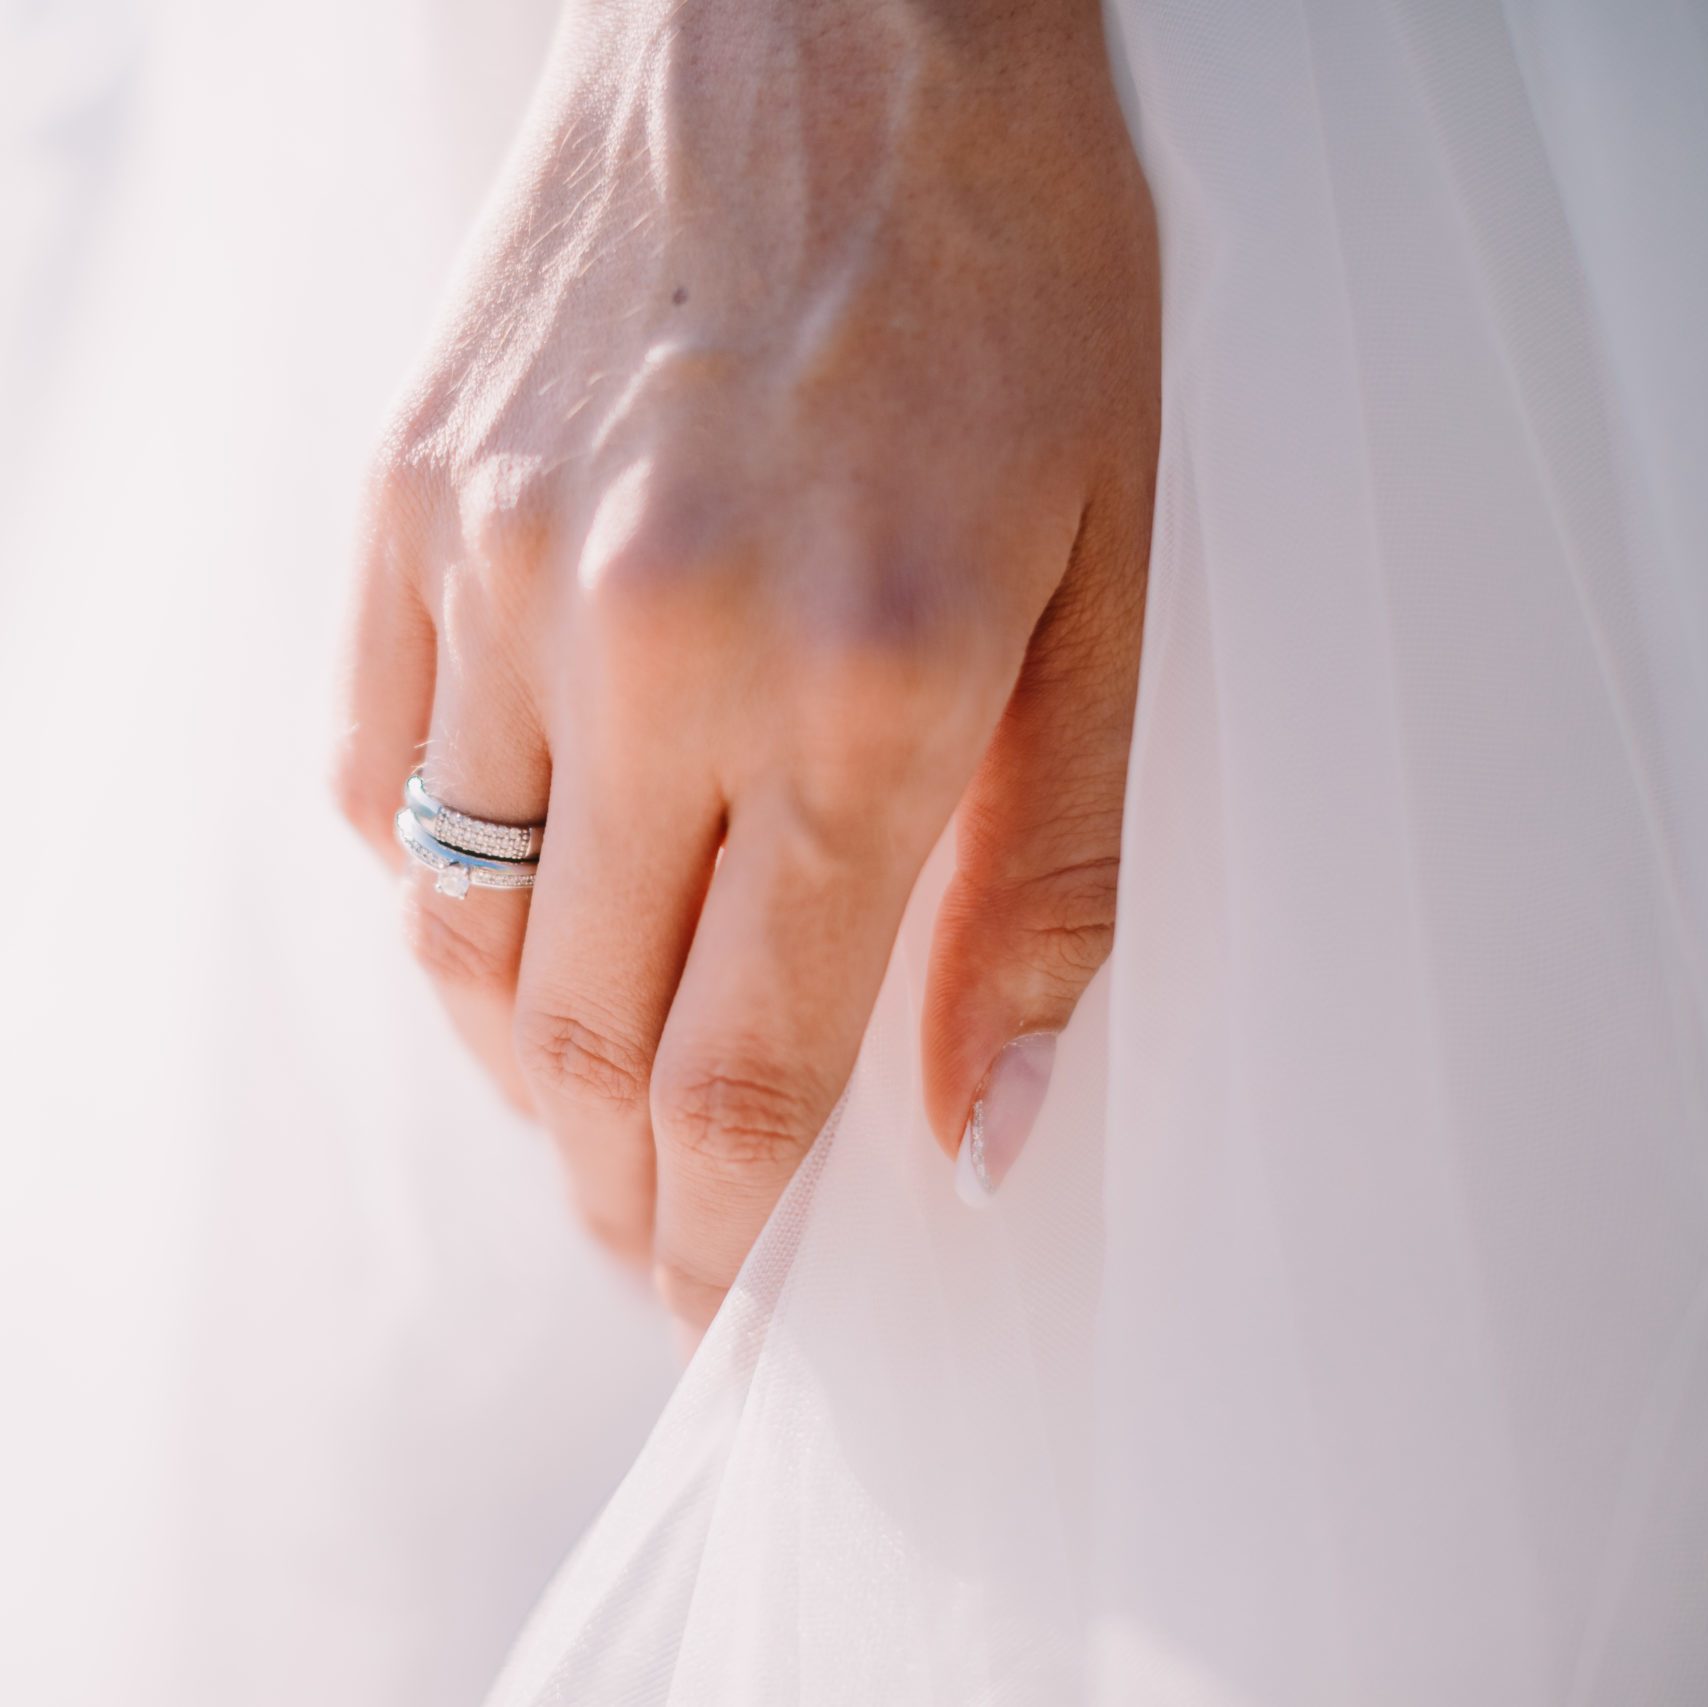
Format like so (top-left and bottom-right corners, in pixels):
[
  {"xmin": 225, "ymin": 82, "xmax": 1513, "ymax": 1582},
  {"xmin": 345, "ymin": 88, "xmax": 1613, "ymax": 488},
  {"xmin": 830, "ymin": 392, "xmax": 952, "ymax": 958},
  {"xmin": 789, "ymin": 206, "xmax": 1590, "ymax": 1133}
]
[
  {"xmin": 394, "ymin": 809, "xmax": 538, "ymax": 899},
  {"xmin": 405, "ymin": 772, "xmax": 544, "ymax": 862}
]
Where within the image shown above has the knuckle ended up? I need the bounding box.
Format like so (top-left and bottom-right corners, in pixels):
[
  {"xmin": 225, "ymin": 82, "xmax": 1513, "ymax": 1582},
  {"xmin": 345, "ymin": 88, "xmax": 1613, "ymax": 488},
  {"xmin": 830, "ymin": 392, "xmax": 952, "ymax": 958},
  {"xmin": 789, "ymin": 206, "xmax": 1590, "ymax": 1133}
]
[
  {"xmin": 456, "ymin": 458, "xmax": 562, "ymax": 579},
  {"xmin": 515, "ymin": 1004, "xmax": 652, "ymax": 1114},
  {"xmin": 651, "ymin": 1056, "xmax": 816, "ymax": 1175},
  {"xmin": 814, "ymin": 544, "xmax": 964, "ymax": 659},
  {"xmin": 364, "ymin": 438, "xmax": 444, "ymax": 547},
  {"xmin": 953, "ymin": 823, "xmax": 1122, "ymax": 1003},
  {"xmin": 355, "ymin": 444, "xmax": 447, "ymax": 605},
  {"xmin": 1023, "ymin": 910, "xmax": 1117, "ymax": 989},
  {"xmin": 1010, "ymin": 852, "xmax": 1122, "ymax": 990},
  {"xmin": 399, "ymin": 888, "xmax": 518, "ymax": 991},
  {"xmin": 580, "ymin": 462, "xmax": 744, "ymax": 629},
  {"xmin": 781, "ymin": 492, "xmax": 1006, "ymax": 667}
]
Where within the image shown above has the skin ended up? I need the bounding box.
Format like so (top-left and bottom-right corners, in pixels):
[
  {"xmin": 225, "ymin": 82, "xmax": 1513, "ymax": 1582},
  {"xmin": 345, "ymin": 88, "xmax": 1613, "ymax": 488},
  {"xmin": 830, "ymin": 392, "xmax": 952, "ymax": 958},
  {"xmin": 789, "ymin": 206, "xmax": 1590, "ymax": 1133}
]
[{"xmin": 336, "ymin": 0, "xmax": 1160, "ymax": 1329}]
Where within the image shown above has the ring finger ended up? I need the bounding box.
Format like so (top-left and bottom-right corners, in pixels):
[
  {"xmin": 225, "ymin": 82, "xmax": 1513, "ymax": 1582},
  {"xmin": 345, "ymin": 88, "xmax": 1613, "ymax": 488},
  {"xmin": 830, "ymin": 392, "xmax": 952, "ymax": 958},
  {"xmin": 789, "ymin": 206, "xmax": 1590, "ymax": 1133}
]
[{"xmin": 400, "ymin": 605, "xmax": 551, "ymax": 1114}]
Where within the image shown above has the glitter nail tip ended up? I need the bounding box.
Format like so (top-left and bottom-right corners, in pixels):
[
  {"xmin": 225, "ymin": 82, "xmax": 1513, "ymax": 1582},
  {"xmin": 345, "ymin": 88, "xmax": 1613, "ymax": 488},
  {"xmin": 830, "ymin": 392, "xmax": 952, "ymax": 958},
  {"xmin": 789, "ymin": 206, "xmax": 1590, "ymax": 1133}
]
[{"xmin": 954, "ymin": 1102, "xmax": 994, "ymax": 1208}]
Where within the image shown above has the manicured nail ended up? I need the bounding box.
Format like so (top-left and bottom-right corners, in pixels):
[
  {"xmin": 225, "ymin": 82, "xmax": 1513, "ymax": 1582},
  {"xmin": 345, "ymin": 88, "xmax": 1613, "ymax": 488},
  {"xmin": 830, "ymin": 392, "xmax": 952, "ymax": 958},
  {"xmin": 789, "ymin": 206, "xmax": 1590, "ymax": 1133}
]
[{"xmin": 954, "ymin": 1032, "xmax": 1057, "ymax": 1207}]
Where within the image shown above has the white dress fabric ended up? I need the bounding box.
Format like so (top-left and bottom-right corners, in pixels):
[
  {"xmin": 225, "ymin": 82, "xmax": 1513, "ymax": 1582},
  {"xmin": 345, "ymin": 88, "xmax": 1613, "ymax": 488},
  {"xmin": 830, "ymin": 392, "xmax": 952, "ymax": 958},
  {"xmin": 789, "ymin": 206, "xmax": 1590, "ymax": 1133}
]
[
  {"xmin": 1, "ymin": 5, "xmax": 673, "ymax": 1705},
  {"xmin": 4, "ymin": 1, "xmax": 1706, "ymax": 1704}
]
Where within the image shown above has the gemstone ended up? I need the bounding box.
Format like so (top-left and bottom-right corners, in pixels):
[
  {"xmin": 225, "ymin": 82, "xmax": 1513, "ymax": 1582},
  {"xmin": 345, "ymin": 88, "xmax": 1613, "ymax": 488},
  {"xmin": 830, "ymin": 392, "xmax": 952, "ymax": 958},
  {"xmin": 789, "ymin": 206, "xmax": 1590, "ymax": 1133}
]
[{"xmin": 435, "ymin": 864, "xmax": 471, "ymax": 900}]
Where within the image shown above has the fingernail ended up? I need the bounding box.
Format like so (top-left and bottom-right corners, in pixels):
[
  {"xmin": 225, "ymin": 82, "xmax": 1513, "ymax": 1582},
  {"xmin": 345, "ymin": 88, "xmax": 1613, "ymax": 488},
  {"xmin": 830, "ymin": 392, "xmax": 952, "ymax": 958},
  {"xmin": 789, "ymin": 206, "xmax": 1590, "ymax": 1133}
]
[{"xmin": 954, "ymin": 1032, "xmax": 1057, "ymax": 1208}]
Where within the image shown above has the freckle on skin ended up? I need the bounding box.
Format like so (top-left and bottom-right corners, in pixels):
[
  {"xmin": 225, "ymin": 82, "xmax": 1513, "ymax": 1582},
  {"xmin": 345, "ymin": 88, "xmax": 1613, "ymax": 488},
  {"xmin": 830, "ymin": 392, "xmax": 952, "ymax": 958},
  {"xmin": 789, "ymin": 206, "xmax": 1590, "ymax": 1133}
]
[{"xmin": 672, "ymin": 286, "xmax": 689, "ymax": 306}]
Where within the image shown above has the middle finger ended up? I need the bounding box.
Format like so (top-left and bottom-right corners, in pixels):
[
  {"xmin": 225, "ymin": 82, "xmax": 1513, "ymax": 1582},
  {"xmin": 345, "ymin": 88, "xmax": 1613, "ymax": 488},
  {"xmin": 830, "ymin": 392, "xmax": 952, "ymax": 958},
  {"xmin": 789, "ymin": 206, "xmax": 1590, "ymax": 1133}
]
[{"xmin": 512, "ymin": 734, "xmax": 723, "ymax": 1266}]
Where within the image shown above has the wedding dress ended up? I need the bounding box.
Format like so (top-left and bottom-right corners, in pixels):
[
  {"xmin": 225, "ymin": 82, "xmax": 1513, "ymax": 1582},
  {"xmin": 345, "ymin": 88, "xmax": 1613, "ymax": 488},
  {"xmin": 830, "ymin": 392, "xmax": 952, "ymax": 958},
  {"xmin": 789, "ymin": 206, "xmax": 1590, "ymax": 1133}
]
[
  {"xmin": 2, "ymin": 5, "xmax": 673, "ymax": 1704},
  {"xmin": 3, "ymin": 2, "xmax": 1704, "ymax": 1705}
]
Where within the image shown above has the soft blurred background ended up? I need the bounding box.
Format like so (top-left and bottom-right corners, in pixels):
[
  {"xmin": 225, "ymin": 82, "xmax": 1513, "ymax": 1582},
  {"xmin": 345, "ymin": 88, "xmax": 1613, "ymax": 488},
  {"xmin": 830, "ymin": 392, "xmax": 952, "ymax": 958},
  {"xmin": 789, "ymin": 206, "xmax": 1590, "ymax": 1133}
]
[{"xmin": 0, "ymin": 4, "xmax": 675, "ymax": 1702}]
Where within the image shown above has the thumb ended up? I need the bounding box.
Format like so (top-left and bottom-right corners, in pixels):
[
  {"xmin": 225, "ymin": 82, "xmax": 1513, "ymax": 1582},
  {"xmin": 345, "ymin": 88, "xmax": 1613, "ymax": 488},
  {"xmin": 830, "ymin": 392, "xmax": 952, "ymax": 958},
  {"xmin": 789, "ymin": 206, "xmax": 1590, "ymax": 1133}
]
[{"xmin": 922, "ymin": 492, "xmax": 1148, "ymax": 1204}]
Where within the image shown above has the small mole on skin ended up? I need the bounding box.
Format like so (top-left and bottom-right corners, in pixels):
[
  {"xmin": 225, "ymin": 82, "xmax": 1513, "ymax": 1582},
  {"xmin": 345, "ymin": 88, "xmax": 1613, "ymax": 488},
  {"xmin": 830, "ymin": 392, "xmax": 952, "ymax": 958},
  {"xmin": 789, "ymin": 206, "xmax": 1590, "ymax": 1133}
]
[{"xmin": 671, "ymin": 286, "xmax": 688, "ymax": 306}]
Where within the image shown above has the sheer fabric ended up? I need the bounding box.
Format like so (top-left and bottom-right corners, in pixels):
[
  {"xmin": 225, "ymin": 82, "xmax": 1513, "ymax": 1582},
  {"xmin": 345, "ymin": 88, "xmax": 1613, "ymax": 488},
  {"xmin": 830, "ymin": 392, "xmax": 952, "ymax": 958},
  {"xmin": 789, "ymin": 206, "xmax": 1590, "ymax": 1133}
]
[{"xmin": 1, "ymin": 5, "xmax": 672, "ymax": 1705}]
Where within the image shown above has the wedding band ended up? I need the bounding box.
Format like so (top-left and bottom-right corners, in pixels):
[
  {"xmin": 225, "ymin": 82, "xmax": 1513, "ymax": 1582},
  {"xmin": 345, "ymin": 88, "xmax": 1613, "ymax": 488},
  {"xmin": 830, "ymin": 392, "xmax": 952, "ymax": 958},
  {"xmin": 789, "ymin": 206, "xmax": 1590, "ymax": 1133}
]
[
  {"xmin": 405, "ymin": 771, "xmax": 545, "ymax": 862},
  {"xmin": 394, "ymin": 809, "xmax": 538, "ymax": 900}
]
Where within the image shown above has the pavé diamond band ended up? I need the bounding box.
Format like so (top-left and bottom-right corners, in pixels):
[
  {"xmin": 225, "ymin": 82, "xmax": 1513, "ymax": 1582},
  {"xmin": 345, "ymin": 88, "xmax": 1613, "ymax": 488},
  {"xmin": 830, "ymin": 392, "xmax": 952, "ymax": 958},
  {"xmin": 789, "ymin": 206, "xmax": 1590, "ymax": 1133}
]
[
  {"xmin": 404, "ymin": 772, "xmax": 545, "ymax": 862},
  {"xmin": 395, "ymin": 771, "xmax": 544, "ymax": 899}
]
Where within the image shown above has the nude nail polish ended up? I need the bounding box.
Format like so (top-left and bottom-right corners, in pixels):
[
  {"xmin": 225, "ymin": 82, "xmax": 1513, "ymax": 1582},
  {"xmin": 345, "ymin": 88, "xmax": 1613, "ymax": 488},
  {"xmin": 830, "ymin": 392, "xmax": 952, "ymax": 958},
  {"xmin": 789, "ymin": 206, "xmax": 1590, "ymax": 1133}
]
[{"xmin": 954, "ymin": 1032, "xmax": 1057, "ymax": 1207}]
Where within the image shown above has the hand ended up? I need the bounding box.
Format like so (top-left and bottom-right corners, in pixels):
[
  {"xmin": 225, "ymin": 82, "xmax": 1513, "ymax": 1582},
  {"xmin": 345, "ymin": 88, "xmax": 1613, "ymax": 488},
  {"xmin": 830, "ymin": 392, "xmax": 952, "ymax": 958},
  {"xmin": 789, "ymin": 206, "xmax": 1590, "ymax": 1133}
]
[{"xmin": 336, "ymin": 0, "xmax": 1158, "ymax": 1327}]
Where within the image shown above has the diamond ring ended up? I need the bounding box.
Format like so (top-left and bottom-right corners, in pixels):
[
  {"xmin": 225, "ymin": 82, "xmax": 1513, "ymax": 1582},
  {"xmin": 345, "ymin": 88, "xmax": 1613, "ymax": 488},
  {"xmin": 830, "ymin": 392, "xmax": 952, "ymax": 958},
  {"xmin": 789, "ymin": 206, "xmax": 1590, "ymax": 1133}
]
[
  {"xmin": 394, "ymin": 810, "xmax": 539, "ymax": 899},
  {"xmin": 394, "ymin": 773, "xmax": 543, "ymax": 900},
  {"xmin": 404, "ymin": 771, "xmax": 544, "ymax": 862}
]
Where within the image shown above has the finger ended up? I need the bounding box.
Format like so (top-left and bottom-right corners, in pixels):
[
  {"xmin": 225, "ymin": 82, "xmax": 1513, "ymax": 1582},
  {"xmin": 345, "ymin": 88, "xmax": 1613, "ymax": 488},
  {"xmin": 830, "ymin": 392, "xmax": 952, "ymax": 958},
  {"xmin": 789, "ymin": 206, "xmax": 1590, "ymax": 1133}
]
[
  {"xmin": 648, "ymin": 780, "xmax": 938, "ymax": 1329},
  {"xmin": 513, "ymin": 745, "xmax": 723, "ymax": 1268},
  {"xmin": 400, "ymin": 587, "xmax": 551, "ymax": 1115},
  {"xmin": 922, "ymin": 487, "xmax": 1151, "ymax": 1203},
  {"xmin": 333, "ymin": 482, "xmax": 437, "ymax": 860}
]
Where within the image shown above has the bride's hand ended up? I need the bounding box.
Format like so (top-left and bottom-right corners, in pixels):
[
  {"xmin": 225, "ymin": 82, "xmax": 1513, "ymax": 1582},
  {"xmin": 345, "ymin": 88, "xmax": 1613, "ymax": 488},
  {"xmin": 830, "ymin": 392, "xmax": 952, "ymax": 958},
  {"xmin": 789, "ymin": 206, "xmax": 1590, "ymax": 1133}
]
[{"xmin": 336, "ymin": 0, "xmax": 1158, "ymax": 1327}]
